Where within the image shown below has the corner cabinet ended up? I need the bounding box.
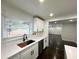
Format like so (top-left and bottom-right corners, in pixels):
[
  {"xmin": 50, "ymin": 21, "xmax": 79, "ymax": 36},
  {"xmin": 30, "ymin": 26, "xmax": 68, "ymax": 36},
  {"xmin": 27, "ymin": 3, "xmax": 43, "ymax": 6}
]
[{"xmin": 8, "ymin": 43, "xmax": 38, "ymax": 59}]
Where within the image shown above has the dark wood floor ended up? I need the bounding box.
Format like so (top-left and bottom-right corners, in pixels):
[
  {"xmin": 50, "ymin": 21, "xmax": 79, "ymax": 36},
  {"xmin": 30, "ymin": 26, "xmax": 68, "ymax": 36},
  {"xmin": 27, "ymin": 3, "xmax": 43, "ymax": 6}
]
[
  {"xmin": 37, "ymin": 46, "xmax": 64, "ymax": 59},
  {"xmin": 37, "ymin": 34, "xmax": 77, "ymax": 59}
]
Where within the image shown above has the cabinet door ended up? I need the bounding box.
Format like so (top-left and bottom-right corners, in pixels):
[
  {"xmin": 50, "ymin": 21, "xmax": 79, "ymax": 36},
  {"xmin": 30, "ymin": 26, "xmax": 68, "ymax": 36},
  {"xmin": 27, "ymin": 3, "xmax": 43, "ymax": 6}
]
[
  {"xmin": 43, "ymin": 37, "xmax": 48, "ymax": 49},
  {"xmin": 20, "ymin": 43, "xmax": 38, "ymax": 59},
  {"xmin": 8, "ymin": 53, "xmax": 20, "ymax": 59},
  {"xmin": 34, "ymin": 18, "xmax": 44, "ymax": 32},
  {"xmin": 43, "ymin": 38, "xmax": 47, "ymax": 49},
  {"xmin": 46, "ymin": 37, "xmax": 49, "ymax": 47},
  {"xmin": 8, "ymin": 43, "xmax": 38, "ymax": 59},
  {"xmin": 31, "ymin": 43, "xmax": 38, "ymax": 59},
  {"xmin": 20, "ymin": 48, "xmax": 31, "ymax": 59}
]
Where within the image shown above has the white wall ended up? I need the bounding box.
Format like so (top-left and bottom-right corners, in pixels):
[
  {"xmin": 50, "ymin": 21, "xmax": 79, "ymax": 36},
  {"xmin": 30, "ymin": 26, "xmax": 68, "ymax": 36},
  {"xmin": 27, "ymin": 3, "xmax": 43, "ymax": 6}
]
[
  {"xmin": 1, "ymin": 0, "xmax": 33, "ymax": 39},
  {"xmin": 49, "ymin": 22, "xmax": 77, "ymax": 43},
  {"xmin": 1, "ymin": 0, "xmax": 33, "ymax": 21},
  {"xmin": 62, "ymin": 22, "xmax": 77, "ymax": 43},
  {"xmin": 49, "ymin": 24, "xmax": 62, "ymax": 34}
]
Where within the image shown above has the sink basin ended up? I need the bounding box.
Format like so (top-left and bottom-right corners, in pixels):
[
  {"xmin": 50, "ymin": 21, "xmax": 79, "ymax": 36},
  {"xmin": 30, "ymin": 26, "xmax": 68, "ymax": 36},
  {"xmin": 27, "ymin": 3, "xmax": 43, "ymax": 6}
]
[
  {"xmin": 26, "ymin": 40, "xmax": 35, "ymax": 45},
  {"xmin": 17, "ymin": 40, "xmax": 35, "ymax": 48}
]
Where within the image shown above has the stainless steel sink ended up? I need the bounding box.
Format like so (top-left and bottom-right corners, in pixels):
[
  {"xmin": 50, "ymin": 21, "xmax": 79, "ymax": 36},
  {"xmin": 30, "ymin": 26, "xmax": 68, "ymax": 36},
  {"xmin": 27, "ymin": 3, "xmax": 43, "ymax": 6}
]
[
  {"xmin": 17, "ymin": 40, "xmax": 35, "ymax": 48},
  {"xmin": 25, "ymin": 40, "xmax": 35, "ymax": 45}
]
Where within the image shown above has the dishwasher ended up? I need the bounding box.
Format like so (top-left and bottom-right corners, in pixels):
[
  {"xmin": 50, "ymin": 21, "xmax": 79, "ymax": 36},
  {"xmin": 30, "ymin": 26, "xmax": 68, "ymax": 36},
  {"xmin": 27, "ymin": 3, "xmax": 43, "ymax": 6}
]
[{"xmin": 38, "ymin": 39, "xmax": 44, "ymax": 55}]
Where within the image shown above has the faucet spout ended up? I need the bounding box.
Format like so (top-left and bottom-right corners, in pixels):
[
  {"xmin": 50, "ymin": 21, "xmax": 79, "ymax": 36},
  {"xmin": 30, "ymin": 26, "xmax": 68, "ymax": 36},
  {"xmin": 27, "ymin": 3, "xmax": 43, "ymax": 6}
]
[{"xmin": 23, "ymin": 34, "xmax": 28, "ymax": 42}]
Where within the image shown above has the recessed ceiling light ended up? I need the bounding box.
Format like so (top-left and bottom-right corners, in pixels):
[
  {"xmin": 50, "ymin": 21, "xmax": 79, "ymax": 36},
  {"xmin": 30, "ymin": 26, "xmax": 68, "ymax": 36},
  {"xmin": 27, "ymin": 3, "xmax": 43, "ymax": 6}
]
[
  {"xmin": 39, "ymin": 0, "xmax": 44, "ymax": 3},
  {"xmin": 50, "ymin": 13, "xmax": 53, "ymax": 17},
  {"xmin": 69, "ymin": 20, "xmax": 73, "ymax": 22}
]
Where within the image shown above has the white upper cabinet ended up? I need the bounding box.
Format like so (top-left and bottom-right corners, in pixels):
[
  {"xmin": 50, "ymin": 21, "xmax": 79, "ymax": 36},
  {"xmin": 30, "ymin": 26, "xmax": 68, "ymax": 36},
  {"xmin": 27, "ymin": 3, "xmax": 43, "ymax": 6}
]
[{"xmin": 34, "ymin": 18, "xmax": 44, "ymax": 32}]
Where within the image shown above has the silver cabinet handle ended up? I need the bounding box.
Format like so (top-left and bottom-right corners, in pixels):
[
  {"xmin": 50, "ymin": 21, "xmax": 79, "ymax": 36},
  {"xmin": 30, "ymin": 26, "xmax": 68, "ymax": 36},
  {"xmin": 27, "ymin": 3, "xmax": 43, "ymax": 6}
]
[
  {"xmin": 31, "ymin": 50, "xmax": 34, "ymax": 55},
  {"xmin": 45, "ymin": 40, "xmax": 47, "ymax": 42}
]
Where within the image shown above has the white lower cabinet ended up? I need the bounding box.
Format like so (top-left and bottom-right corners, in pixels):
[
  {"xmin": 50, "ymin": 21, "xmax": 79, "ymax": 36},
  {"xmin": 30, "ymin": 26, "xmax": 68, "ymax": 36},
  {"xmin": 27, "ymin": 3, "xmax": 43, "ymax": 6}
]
[
  {"xmin": 20, "ymin": 43, "xmax": 38, "ymax": 59},
  {"xmin": 8, "ymin": 53, "xmax": 20, "ymax": 59},
  {"xmin": 20, "ymin": 48, "xmax": 32, "ymax": 59},
  {"xmin": 8, "ymin": 43, "xmax": 38, "ymax": 59},
  {"xmin": 31, "ymin": 43, "xmax": 38, "ymax": 59},
  {"xmin": 43, "ymin": 37, "xmax": 48, "ymax": 49}
]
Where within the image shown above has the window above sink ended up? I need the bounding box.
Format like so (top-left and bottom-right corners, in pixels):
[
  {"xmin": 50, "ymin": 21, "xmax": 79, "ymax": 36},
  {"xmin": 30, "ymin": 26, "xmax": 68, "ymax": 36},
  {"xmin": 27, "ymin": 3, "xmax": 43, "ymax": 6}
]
[{"xmin": 1, "ymin": 15, "xmax": 34, "ymax": 39}]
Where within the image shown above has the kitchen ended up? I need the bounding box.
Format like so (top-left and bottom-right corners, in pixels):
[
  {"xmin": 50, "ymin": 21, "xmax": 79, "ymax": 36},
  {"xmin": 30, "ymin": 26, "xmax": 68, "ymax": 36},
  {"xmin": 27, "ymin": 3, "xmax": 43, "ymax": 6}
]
[{"xmin": 1, "ymin": 0, "xmax": 77, "ymax": 59}]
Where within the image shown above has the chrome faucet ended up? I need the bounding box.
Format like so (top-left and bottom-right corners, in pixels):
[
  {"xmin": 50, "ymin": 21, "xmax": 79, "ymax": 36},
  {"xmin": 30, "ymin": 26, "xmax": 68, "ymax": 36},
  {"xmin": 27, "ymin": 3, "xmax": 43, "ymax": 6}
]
[{"xmin": 23, "ymin": 34, "xmax": 28, "ymax": 42}]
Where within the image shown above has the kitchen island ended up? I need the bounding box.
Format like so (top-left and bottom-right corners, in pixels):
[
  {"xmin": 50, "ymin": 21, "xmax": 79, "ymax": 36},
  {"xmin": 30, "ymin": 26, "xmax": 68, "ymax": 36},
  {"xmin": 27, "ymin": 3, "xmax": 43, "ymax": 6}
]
[{"xmin": 64, "ymin": 45, "xmax": 77, "ymax": 59}]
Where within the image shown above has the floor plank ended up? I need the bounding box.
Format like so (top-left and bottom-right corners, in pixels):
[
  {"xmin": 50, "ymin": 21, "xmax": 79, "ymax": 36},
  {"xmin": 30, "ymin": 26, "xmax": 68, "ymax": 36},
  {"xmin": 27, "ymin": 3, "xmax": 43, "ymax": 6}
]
[{"xmin": 37, "ymin": 46, "xmax": 64, "ymax": 59}]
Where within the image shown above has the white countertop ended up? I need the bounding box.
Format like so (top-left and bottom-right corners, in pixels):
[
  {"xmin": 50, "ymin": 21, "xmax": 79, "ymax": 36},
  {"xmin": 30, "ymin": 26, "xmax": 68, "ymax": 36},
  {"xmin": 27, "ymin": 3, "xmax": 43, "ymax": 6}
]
[
  {"xmin": 64, "ymin": 45, "xmax": 77, "ymax": 59},
  {"xmin": 1, "ymin": 35, "xmax": 48, "ymax": 59}
]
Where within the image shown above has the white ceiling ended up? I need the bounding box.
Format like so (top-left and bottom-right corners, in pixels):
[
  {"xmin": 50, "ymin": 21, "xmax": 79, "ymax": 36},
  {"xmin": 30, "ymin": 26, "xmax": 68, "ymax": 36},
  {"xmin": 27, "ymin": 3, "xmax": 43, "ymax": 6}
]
[{"xmin": 3, "ymin": 0, "xmax": 77, "ymax": 19}]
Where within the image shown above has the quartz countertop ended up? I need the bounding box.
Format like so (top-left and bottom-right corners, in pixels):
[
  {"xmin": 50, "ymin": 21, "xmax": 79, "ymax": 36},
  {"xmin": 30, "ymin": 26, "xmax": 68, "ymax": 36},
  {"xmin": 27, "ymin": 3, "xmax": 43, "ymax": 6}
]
[
  {"xmin": 64, "ymin": 45, "xmax": 77, "ymax": 59},
  {"xmin": 1, "ymin": 35, "xmax": 48, "ymax": 59}
]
